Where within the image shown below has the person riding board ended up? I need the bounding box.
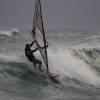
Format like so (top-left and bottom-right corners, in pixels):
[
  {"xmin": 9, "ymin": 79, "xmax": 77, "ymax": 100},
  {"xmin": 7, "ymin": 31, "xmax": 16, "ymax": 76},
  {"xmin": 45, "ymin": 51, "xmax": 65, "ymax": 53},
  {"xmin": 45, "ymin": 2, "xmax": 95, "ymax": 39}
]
[{"xmin": 25, "ymin": 40, "xmax": 48, "ymax": 71}]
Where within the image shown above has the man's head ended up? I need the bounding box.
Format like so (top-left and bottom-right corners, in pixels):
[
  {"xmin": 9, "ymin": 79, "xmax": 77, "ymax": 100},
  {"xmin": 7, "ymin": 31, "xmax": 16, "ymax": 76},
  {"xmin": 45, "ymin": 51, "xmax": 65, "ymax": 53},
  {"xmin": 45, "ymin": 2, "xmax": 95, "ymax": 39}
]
[{"xmin": 25, "ymin": 43, "xmax": 30, "ymax": 48}]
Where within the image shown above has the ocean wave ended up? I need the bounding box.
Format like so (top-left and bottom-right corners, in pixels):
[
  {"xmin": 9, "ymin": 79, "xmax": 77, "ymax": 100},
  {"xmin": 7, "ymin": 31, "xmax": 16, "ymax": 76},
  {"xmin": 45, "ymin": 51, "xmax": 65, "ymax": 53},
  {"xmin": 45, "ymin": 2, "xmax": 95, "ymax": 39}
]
[
  {"xmin": 0, "ymin": 29, "xmax": 100, "ymax": 87},
  {"xmin": 0, "ymin": 28, "xmax": 21, "ymax": 37},
  {"xmin": 0, "ymin": 47, "xmax": 100, "ymax": 86}
]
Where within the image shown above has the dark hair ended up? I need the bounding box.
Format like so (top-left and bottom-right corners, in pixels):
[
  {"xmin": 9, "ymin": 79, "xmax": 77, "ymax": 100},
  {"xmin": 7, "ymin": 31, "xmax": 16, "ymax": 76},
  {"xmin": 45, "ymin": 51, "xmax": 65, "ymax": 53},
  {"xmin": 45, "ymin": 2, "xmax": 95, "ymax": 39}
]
[{"xmin": 25, "ymin": 43, "xmax": 30, "ymax": 47}]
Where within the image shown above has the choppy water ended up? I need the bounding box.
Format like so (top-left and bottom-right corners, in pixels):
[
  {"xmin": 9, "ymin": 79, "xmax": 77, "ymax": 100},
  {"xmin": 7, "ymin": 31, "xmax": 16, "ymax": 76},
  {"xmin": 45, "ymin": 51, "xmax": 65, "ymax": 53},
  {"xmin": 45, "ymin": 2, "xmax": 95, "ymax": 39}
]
[{"xmin": 0, "ymin": 29, "xmax": 100, "ymax": 100}]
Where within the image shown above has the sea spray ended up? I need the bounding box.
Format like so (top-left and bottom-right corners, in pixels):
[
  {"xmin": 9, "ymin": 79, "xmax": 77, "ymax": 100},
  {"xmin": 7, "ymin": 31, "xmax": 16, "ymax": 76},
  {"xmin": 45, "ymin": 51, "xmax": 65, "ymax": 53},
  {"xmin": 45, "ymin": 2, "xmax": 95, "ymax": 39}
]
[{"xmin": 48, "ymin": 48, "xmax": 100, "ymax": 86}]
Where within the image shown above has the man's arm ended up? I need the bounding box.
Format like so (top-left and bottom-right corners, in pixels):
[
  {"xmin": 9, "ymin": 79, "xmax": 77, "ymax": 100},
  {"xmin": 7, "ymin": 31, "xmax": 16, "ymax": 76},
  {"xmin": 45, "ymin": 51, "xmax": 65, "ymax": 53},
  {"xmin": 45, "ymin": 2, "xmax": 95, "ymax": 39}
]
[
  {"xmin": 32, "ymin": 48, "xmax": 38, "ymax": 53},
  {"xmin": 29, "ymin": 41, "xmax": 36, "ymax": 47}
]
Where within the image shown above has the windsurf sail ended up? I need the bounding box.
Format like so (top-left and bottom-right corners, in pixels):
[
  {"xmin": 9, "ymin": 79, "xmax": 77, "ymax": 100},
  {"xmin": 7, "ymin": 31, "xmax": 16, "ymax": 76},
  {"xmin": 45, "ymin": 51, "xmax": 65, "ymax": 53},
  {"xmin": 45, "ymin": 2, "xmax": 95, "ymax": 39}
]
[{"xmin": 31, "ymin": 0, "xmax": 49, "ymax": 73}]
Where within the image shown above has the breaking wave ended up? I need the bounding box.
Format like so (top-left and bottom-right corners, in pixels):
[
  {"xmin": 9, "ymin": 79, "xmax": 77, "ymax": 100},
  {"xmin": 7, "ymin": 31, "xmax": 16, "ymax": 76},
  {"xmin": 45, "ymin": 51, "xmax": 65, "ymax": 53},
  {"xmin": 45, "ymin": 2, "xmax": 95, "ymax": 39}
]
[
  {"xmin": 1, "ymin": 29, "xmax": 100, "ymax": 100},
  {"xmin": 0, "ymin": 47, "xmax": 100, "ymax": 86}
]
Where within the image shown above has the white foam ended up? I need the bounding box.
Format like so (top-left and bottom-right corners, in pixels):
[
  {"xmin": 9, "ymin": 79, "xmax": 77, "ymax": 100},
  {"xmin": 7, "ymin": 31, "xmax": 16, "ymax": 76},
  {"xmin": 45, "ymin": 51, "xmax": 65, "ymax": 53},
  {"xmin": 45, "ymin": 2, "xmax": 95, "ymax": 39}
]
[
  {"xmin": 48, "ymin": 48, "xmax": 100, "ymax": 86},
  {"xmin": 0, "ymin": 54, "xmax": 28, "ymax": 63},
  {"xmin": 0, "ymin": 29, "xmax": 20, "ymax": 37},
  {"xmin": 0, "ymin": 30, "xmax": 12, "ymax": 36},
  {"xmin": 0, "ymin": 47, "xmax": 100, "ymax": 86}
]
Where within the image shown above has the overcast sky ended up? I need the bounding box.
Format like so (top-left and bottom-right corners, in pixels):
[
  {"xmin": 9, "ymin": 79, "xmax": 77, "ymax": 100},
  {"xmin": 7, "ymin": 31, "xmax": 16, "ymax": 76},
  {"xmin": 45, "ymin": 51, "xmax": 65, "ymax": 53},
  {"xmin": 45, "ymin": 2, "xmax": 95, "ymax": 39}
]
[{"xmin": 0, "ymin": 0, "xmax": 100, "ymax": 30}]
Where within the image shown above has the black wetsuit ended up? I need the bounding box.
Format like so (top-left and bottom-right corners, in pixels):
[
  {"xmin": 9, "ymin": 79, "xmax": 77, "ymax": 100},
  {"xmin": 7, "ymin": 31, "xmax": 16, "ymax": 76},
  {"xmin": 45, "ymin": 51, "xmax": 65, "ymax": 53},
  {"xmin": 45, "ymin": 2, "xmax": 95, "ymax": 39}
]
[
  {"xmin": 25, "ymin": 48, "xmax": 34, "ymax": 61},
  {"xmin": 25, "ymin": 47, "xmax": 41, "ymax": 65},
  {"xmin": 25, "ymin": 41, "xmax": 48, "ymax": 71}
]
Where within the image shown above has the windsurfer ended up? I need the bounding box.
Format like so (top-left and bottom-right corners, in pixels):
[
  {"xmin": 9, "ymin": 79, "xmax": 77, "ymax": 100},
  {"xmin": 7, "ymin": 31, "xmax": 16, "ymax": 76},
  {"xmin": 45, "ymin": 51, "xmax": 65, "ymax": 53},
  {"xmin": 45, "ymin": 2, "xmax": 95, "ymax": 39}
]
[{"xmin": 25, "ymin": 41, "xmax": 48, "ymax": 71}]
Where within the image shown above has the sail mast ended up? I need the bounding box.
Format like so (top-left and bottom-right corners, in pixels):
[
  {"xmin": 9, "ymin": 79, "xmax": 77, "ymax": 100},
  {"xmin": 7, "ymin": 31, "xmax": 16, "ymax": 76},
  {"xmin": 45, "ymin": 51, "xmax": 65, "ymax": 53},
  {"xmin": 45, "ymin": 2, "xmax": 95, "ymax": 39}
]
[
  {"xmin": 38, "ymin": 0, "xmax": 49, "ymax": 73},
  {"xmin": 32, "ymin": 0, "xmax": 49, "ymax": 73}
]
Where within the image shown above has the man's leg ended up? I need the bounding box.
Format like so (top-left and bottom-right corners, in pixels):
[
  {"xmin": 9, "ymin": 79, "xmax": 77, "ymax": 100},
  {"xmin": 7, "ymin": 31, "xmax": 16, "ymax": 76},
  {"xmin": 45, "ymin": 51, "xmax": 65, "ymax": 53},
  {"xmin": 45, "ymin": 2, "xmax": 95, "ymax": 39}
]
[
  {"xmin": 33, "ymin": 63, "xmax": 37, "ymax": 70},
  {"xmin": 39, "ymin": 61, "xmax": 42, "ymax": 71},
  {"xmin": 35, "ymin": 59, "xmax": 42, "ymax": 71}
]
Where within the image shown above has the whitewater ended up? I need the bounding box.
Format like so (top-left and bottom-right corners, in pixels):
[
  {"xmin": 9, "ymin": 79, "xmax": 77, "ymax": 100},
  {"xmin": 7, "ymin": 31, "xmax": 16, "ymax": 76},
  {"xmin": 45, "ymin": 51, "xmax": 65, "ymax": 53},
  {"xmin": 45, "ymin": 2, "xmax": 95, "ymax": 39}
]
[{"xmin": 0, "ymin": 29, "xmax": 100, "ymax": 100}]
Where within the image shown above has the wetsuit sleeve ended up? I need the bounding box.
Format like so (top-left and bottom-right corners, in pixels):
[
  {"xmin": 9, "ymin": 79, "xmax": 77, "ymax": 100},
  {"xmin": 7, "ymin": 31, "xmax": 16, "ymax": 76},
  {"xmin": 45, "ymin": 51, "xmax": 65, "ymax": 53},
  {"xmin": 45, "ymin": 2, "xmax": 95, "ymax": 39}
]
[
  {"xmin": 29, "ymin": 41, "xmax": 36, "ymax": 47},
  {"xmin": 32, "ymin": 48, "xmax": 38, "ymax": 52}
]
